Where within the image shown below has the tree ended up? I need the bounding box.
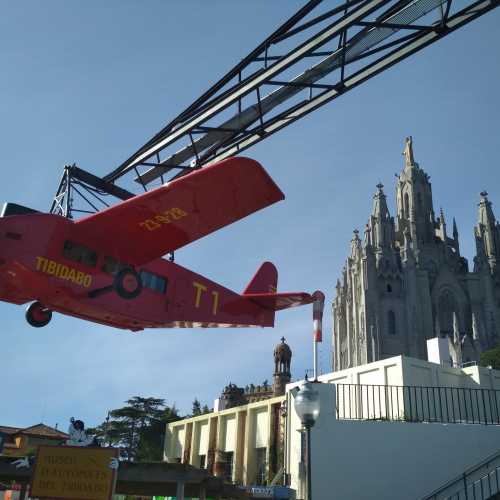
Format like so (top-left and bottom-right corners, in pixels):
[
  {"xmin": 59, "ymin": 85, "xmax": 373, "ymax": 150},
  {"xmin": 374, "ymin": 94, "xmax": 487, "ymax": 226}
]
[
  {"xmin": 192, "ymin": 398, "xmax": 202, "ymax": 416},
  {"xmin": 480, "ymin": 344, "xmax": 500, "ymax": 369},
  {"xmin": 191, "ymin": 398, "xmax": 212, "ymax": 416},
  {"xmin": 88, "ymin": 396, "xmax": 180, "ymax": 462}
]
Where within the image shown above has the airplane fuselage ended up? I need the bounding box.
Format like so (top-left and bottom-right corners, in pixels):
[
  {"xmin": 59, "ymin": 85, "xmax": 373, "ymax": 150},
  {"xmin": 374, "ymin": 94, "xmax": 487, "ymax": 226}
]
[{"xmin": 0, "ymin": 212, "xmax": 273, "ymax": 331}]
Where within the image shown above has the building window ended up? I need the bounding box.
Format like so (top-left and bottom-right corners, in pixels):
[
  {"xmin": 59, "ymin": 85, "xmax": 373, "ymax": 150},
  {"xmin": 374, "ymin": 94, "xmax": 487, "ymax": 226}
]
[
  {"xmin": 404, "ymin": 193, "xmax": 410, "ymax": 218},
  {"xmin": 199, "ymin": 454, "xmax": 206, "ymax": 469},
  {"xmin": 255, "ymin": 447, "xmax": 267, "ymax": 485},
  {"xmin": 387, "ymin": 310, "xmax": 396, "ymax": 335},
  {"xmin": 223, "ymin": 451, "xmax": 234, "ymax": 482},
  {"xmin": 140, "ymin": 270, "xmax": 168, "ymax": 294},
  {"xmin": 63, "ymin": 240, "xmax": 97, "ymax": 267},
  {"xmin": 102, "ymin": 256, "xmax": 128, "ymax": 275},
  {"xmin": 386, "ymin": 283, "xmax": 392, "ymax": 293}
]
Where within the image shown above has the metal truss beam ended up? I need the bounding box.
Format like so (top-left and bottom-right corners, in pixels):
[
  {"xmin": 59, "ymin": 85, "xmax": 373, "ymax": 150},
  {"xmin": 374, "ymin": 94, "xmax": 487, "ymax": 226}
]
[
  {"xmin": 50, "ymin": 165, "xmax": 134, "ymax": 219},
  {"xmin": 99, "ymin": 0, "xmax": 498, "ymax": 189},
  {"xmin": 50, "ymin": 0, "xmax": 499, "ymax": 217}
]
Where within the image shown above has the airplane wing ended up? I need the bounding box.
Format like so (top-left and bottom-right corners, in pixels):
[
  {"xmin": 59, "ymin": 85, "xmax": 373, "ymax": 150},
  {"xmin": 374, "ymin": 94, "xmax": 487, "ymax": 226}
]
[
  {"xmin": 244, "ymin": 292, "xmax": 313, "ymax": 311},
  {"xmin": 73, "ymin": 157, "xmax": 284, "ymax": 266}
]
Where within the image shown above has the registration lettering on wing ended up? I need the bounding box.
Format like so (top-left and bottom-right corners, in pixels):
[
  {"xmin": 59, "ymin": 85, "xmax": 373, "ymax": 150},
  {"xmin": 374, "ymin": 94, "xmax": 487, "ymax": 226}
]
[{"xmin": 139, "ymin": 207, "xmax": 188, "ymax": 231}]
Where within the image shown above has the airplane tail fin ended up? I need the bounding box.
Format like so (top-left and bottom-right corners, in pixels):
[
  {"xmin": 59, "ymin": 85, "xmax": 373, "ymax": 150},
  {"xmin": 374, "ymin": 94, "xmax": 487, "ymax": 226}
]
[
  {"xmin": 243, "ymin": 261, "xmax": 278, "ymax": 295},
  {"xmin": 243, "ymin": 262, "xmax": 313, "ymax": 319},
  {"xmin": 242, "ymin": 262, "xmax": 277, "ymax": 327}
]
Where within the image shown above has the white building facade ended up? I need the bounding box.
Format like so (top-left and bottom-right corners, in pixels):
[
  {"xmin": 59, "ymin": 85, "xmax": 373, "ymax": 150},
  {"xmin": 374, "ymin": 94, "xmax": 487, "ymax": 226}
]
[
  {"xmin": 285, "ymin": 355, "xmax": 500, "ymax": 500},
  {"xmin": 166, "ymin": 354, "xmax": 500, "ymax": 499},
  {"xmin": 164, "ymin": 396, "xmax": 284, "ymax": 487}
]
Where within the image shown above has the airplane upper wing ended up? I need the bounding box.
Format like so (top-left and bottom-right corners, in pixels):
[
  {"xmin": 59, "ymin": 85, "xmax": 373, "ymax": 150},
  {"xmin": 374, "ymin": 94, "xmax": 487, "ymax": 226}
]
[
  {"xmin": 73, "ymin": 157, "xmax": 284, "ymax": 266},
  {"xmin": 244, "ymin": 292, "xmax": 313, "ymax": 311}
]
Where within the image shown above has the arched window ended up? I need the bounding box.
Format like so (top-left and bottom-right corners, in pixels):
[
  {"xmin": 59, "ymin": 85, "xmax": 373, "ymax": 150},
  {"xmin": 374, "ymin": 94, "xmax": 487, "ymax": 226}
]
[
  {"xmin": 387, "ymin": 283, "xmax": 392, "ymax": 293},
  {"xmin": 387, "ymin": 310, "xmax": 396, "ymax": 335},
  {"xmin": 404, "ymin": 193, "xmax": 410, "ymax": 218}
]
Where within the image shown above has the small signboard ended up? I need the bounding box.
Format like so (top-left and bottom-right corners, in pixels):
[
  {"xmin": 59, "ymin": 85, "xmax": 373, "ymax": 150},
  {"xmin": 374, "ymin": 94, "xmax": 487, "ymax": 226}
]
[
  {"xmin": 30, "ymin": 446, "xmax": 118, "ymax": 500},
  {"xmin": 249, "ymin": 485, "xmax": 295, "ymax": 499}
]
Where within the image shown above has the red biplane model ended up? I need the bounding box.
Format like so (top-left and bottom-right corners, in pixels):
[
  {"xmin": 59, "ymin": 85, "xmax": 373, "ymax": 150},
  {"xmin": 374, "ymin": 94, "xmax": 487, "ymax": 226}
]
[{"xmin": 0, "ymin": 157, "xmax": 313, "ymax": 330}]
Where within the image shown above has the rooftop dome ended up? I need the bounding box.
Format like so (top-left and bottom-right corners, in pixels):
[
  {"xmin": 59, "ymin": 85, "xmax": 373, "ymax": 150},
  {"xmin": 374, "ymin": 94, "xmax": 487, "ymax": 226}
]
[{"xmin": 274, "ymin": 336, "xmax": 292, "ymax": 361}]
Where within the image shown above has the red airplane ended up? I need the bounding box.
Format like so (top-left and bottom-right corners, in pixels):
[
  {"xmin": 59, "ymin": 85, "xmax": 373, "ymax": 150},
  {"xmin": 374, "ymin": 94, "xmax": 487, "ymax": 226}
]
[{"xmin": 0, "ymin": 157, "xmax": 313, "ymax": 331}]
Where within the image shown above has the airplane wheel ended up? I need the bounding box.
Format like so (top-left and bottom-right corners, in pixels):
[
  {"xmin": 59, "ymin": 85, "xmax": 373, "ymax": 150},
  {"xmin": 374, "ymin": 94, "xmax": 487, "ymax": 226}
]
[
  {"xmin": 114, "ymin": 268, "xmax": 142, "ymax": 300},
  {"xmin": 26, "ymin": 301, "xmax": 52, "ymax": 328}
]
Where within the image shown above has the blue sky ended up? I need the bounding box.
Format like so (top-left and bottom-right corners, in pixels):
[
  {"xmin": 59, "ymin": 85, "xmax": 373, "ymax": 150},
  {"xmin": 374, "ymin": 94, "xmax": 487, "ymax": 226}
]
[{"xmin": 1, "ymin": 1, "xmax": 499, "ymax": 429}]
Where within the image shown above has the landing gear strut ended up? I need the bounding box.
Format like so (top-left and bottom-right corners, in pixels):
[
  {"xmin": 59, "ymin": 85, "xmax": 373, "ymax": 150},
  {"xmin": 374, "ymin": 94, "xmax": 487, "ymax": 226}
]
[{"xmin": 26, "ymin": 301, "xmax": 52, "ymax": 327}]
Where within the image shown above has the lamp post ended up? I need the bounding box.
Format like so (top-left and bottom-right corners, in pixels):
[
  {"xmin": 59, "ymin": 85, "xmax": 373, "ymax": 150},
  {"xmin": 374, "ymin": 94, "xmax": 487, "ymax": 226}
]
[{"xmin": 294, "ymin": 381, "xmax": 320, "ymax": 500}]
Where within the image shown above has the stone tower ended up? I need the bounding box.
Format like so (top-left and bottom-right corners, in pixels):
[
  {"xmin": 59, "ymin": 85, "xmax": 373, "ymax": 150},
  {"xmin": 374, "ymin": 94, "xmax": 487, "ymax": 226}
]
[
  {"xmin": 273, "ymin": 337, "xmax": 292, "ymax": 396},
  {"xmin": 332, "ymin": 137, "xmax": 500, "ymax": 370}
]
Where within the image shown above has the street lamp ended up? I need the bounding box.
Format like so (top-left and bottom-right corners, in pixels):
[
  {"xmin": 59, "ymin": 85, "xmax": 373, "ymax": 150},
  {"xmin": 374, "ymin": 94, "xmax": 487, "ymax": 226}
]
[{"xmin": 294, "ymin": 380, "xmax": 320, "ymax": 500}]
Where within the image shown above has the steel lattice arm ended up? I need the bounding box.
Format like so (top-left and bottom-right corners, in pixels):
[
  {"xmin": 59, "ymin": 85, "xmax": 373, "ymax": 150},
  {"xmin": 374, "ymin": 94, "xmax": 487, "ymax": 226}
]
[
  {"xmin": 51, "ymin": 0, "xmax": 499, "ymax": 217},
  {"xmin": 104, "ymin": 0, "xmax": 499, "ymax": 188}
]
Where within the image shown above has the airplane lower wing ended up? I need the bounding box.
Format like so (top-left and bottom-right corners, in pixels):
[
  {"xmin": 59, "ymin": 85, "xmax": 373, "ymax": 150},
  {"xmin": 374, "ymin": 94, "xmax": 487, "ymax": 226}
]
[
  {"xmin": 244, "ymin": 292, "xmax": 313, "ymax": 311},
  {"xmin": 73, "ymin": 157, "xmax": 284, "ymax": 266}
]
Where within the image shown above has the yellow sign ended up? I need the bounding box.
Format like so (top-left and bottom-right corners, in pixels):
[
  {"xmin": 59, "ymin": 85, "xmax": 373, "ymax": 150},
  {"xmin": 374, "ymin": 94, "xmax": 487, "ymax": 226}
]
[
  {"xmin": 30, "ymin": 446, "xmax": 118, "ymax": 500},
  {"xmin": 35, "ymin": 257, "xmax": 93, "ymax": 288},
  {"xmin": 193, "ymin": 281, "xmax": 219, "ymax": 315}
]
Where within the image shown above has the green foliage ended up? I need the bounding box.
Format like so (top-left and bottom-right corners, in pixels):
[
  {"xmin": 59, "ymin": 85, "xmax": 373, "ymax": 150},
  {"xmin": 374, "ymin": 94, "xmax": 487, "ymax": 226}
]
[
  {"xmin": 480, "ymin": 344, "xmax": 500, "ymax": 369},
  {"xmin": 191, "ymin": 398, "xmax": 211, "ymax": 417},
  {"xmin": 192, "ymin": 398, "xmax": 202, "ymax": 416},
  {"xmin": 88, "ymin": 396, "xmax": 180, "ymax": 462}
]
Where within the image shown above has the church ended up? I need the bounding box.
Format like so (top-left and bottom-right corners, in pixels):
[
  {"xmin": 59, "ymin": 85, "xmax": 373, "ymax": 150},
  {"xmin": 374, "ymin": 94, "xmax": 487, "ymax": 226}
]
[{"xmin": 332, "ymin": 137, "xmax": 500, "ymax": 370}]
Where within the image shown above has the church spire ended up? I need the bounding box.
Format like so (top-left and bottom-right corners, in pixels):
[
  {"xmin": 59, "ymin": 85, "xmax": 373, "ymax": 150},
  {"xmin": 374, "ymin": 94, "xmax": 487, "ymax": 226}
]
[
  {"xmin": 478, "ymin": 191, "xmax": 497, "ymax": 228},
  {"xmin": 372, "ymin": 183, "xmax": 390, "ymax": 220},
  {"xmin": 396, "ymin": 136, "xmax": 435, "ymax": 247},
  {"xmin": 475, "ymin": 191, "xmax": 500, "ymax": 273},
  {"xmin": 369, "ymin": 183, "xmax": 394, "ymax": 251},
  {"xmin": 453, "ymin": 217, "xmax": 460, "ymax": 253},
  {"xmin": 439, "ymin": 207, "xmax": 447, "ymax": 240},
  {"xmin": 350, "ymin": 229, "xmax": 361, "ymax": 258},
  {"xmin": 453, "ymin": 217, "xmax": 459, "ymax": 239}
]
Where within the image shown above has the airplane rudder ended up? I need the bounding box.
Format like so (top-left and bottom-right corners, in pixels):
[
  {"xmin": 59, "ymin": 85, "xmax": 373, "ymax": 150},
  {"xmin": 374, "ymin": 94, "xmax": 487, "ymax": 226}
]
[{"xmin": 244, "ymin": 261, "xmax": 278, "ymax": 294}]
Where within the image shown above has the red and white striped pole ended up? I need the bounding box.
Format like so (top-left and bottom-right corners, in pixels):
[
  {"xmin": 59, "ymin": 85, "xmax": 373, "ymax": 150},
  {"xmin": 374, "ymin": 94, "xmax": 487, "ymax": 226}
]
[{"xmin": 312, "ymin": 290, "xmax": 325, "ymax": 380}]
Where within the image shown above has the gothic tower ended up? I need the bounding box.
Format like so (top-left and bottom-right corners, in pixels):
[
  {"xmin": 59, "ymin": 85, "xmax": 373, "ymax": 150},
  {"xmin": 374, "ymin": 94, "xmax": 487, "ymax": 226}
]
[
  {"xmin": 395, "ymin": 137, "xmax": 436, "ymax": 253},
  {"xmin": 332, "ymin": 138, "xmax": 500, "ymax": 371},
  {"xmin": 475, "ymin": 191, "xmax": 500, "ymax": 274}
]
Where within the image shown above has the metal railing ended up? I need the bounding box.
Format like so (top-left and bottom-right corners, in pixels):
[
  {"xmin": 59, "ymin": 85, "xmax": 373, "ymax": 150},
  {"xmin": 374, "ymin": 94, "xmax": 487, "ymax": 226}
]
[
  {"xmin": 336, "ymin": 384, "xmax": 500, "ymax": 425},
  {"xmin": 421, "ymin": 450, "xmax": 500, "ymax": 499}
]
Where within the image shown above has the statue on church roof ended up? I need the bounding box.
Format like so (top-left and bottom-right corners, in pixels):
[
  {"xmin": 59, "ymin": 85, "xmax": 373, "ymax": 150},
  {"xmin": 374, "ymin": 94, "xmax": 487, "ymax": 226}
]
[{"xmin": 403, "ymin": 136, "xmax": 415, "ymax": 167}]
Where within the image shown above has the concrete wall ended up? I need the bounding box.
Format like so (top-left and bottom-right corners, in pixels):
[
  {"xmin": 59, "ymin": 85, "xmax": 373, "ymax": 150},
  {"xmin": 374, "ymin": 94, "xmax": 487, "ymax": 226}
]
[
  {"xmin": 464, "ymin": 364, "xmax": 500, "ymax": 389},
  {"xmin": 319, "ymin": 354, "xmax": 500, "ymax": 389},
  {"xmin": 286, "ymin": 383, "xmax": 500, "ymax": 500},
  {"xmin": 319, "ymin": 355, "xmax": 404, "ymax": 386}
]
